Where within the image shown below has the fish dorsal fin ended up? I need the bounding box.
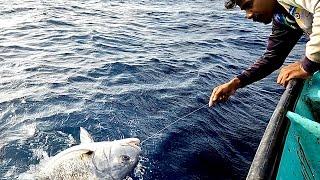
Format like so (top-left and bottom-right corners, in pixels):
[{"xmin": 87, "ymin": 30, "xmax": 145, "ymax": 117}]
[{"xmin": 80, "ymin": 127, "xmax": 94, "ymax": 143}]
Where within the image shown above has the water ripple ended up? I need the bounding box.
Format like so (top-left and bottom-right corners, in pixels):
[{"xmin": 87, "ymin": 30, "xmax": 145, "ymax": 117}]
[{"xmin": 0, "ymin": 0, "xmax": 306, "ymax": 179}]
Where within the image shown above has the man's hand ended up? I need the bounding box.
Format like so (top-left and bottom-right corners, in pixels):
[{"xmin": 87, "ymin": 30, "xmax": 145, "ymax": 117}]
[
  {"xmin": 277, "ymin": 61, "xmax": 310, "ymax": 87},
  {"xmin": 209, "ymin": 78, "xmax": 240, "ymax": 107}
]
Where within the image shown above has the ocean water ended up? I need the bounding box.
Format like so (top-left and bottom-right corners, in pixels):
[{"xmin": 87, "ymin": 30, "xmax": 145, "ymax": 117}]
[{"xmin": 0, "ymin": 0, "xmax": 306, "ymax": 179}]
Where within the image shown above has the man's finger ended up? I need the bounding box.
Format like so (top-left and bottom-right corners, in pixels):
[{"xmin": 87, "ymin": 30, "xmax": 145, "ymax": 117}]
[
  {"xmin": 209, "ymin": 87, "xmax": 218, "ymax": 107},
  {"xmin": 210, "ymin": 87, "xmax": 225, "ymax": 107},
  {"xmin": 279, "ymin": 75, "xmax": 285, "ymax": 86},
  {"xmin": 280, "ymin": 73, "xmax": 289, "ymax": 87},
  {"xmin": 279, "ymin": 70, "xmax": 289, "ymax": 85},
  {"xmin": 221, "ymin": 95, "xmax": 229, "ymax": 102},
  {"xmin": 283, "ymin": 72, "xmax": 296, "ymax": 87},
  {"xmin": 213, "ymin": 87, "xmax": 224, "ymax": 102},
  {"xmin": 277, "ymin": 73, "xmax": 283, "ymax": 84},
  {"xmin": 283, "ymin": 75, "xmax": 292, "ymax": 87},
  {"xmin": 277, "ymin": 71, "xmax": 284, "ymax": 84}
]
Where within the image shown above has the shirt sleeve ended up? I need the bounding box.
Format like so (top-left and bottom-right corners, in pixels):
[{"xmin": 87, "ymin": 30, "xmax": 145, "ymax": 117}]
[
  {"xmin": 236, "ymin": 20, "xmax": 303, "ymax": 88},
  {"xmin": 302, "ymin": 3, "xmax": 320, "ymax": 73}
]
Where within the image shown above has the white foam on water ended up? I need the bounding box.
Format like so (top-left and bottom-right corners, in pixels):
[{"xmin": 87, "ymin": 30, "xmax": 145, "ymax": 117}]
[
  {"xmin": 56, "ymin": 131, "xmax": 77, "ymax": 147},
  {"xmin": 4, "ymin": 165, "xmax": 18, "ymax": 179},
  {"xmin": 18, "ymin": 149, "xmax": 53, "ymax": 179},
  {"xmin": 0, "ymin": 122, "xmax": 36, "ymax": 149},
  {"xmin": 18, "ymin": 132, "xmax": 78, "ymax": 179},
  {"xmin": 134, "ymin": 156, "xmax": 149, "ymax": 180},
  {"xmin": 125, "ymin": 176, "xmax": 133, "ymax": 180},
  {"xmin": 31, "ymin": 148, "xmax": 49, "ymax": 161}
]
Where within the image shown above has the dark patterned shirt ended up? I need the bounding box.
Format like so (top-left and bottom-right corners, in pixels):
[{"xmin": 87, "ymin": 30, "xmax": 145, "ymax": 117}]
[{"xmin": 236, "ymin": 6, "xmax": 313, "ymax": 88}]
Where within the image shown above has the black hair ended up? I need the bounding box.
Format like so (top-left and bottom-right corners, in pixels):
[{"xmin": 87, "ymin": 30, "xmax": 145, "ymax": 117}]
[{"xmin": 224, "ymin": 0, "xmax": 237, "ymax": 9}]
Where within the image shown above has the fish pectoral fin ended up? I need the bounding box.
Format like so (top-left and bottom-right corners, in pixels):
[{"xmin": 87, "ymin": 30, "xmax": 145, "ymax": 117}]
[{"xmin": 80, "ymin": 127, "xmax": 94, "ymax": 143}]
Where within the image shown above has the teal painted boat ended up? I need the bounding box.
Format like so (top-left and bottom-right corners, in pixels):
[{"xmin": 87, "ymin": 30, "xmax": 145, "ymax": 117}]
[
  {"xmin": 277, "ymin": 112, "xmax": 320, "ymax": 179},
  {"xmin": 247, "ymin": 71, "xmax": 320, "ymax": 180}
]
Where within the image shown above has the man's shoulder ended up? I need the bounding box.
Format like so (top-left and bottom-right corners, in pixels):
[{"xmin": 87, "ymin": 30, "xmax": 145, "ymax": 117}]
[
  {"xmin": 272, "ymin": 5, "xmax": 301, "ymax": 31},
  {"xmin": 277, "ymin": 0, "xmax": 318, "ymax": 13},
  {"xmin": 277, "ymin": 0, "xmax": 314, "ymax": 35}
]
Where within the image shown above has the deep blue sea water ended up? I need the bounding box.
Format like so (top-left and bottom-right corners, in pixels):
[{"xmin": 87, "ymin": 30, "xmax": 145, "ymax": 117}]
[{"xmin": 0, "ymin": 0, "xmax": 307, "ymax": 179}]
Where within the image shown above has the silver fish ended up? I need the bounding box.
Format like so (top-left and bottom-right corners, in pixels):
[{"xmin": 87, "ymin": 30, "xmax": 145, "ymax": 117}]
[{"xmin": 32, "ymin": 127, "xmax": 141, "ymax": 180}]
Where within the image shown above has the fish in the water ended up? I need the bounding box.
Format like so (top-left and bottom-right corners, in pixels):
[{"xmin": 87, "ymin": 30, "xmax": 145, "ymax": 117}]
[{"xmin": 28, "ymin": 127, "xmax": 141, "ymax": 179}]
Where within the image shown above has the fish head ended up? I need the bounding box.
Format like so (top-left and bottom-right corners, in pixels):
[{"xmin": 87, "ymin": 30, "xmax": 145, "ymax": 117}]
[{"xmin": 92, "ymin": 138, "xmax": 141, "ymax": 179}]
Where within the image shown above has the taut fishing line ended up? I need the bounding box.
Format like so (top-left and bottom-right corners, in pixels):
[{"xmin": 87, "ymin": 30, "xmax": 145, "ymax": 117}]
[{"xmin": 141, "ymin": 104, "xmax": 208, "ymax": 144}]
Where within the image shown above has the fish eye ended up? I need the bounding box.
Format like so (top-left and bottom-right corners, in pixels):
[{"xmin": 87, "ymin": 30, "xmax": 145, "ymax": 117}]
[
  {"xmin": 85, "ymin": 151, "xmax": 94, "ymax": 155},
  {"xmin": 121, "ymin": 155, "xmax": 131, "ymax": 162}
]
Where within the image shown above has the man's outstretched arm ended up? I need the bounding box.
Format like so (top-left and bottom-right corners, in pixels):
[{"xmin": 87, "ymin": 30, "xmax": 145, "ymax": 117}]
[{"xmin": 209, "ymin": 18, "xmax": 303, "ymax": 107}]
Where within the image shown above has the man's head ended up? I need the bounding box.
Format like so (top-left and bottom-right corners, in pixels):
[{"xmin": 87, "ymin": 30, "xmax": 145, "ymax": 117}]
[{"xmin": 225, "ymin": 0, "xmax": 278, "ymax": 24}]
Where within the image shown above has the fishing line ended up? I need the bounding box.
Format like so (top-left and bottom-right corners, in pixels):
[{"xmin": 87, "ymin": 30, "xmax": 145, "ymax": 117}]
[{"xmin": 141, "ymin": 104, "xmax": 208, "ymax": 144}]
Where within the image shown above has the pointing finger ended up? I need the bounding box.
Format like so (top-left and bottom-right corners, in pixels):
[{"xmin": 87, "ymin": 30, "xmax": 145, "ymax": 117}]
[
  {"xmin": 209, "ymin": 87, "xmax": 218, "ymax": 107},
  {"xmin": 213, "ymin": 87, "xmax": 225, "ymax": 103}
]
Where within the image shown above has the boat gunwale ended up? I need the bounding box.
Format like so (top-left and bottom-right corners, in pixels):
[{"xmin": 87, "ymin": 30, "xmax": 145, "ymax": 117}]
[{"xmin": 246, "ymin": 79, "xmax": 304, "ymax": 180}]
